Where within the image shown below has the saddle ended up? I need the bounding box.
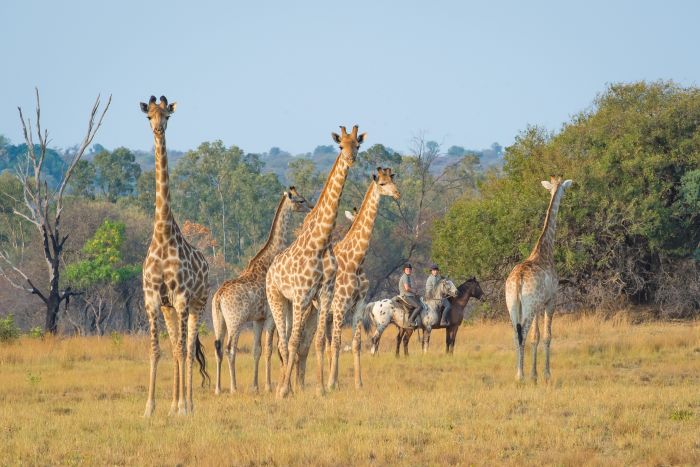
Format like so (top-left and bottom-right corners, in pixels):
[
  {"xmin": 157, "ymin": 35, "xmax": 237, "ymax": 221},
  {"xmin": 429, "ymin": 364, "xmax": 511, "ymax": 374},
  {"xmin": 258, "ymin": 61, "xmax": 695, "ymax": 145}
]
[{"xmin": 392, "ymin": 296, "xmax": 418, "ymax": 328}]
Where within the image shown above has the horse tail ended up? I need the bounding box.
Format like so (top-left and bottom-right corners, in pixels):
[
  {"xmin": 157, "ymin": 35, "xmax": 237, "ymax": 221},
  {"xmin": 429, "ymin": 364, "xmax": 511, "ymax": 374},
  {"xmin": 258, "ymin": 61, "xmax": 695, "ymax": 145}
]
[
  {"xmin": 195, "ymin": 334, "xmax": 210, "ymax": 388},
  {"xmin": 361, "ymin": 301, "xmax": 374, "ymax": 334}
]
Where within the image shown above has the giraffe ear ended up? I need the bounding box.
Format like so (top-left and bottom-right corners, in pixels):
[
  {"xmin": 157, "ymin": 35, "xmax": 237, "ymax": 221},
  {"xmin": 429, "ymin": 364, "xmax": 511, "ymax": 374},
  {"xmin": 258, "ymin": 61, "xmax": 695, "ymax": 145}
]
[
  {"xmin": 140, "ymin": 102, "xmax": 149, "ymax": 113},
  {"xmin": 541, "ymin": 180, "xmax": 553, "ymax": 191},
  {"xmin": 357, "ymin": 132, "xmax": 367, "ymax": 144},
  {"xmin": 331, "ymin": 133, "xmax": 341, "ymax": 144},
  {"xmin": 562, "ymin": 179, "xmax": 573, "ymax": 189},
  {"xmin": 345, "ymin": 210, "xmax": 355, "ymax": 221},
  {"xmin": 168, "ymin": 102, "xmax": 177, "ymax": 113},
  {"xmin": 285, "ymin": 191, "xmax": 291, "ymax": 199},
  {"xmin": 372, "ymin": 174, "xmax": 377, "ymax": 181}
]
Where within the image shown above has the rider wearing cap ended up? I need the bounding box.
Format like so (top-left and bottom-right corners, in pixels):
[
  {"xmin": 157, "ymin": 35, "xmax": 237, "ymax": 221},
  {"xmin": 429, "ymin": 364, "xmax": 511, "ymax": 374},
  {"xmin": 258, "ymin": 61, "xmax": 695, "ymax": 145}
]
[
  {"xmin": 426, "ymin": 263, "xmax": 451, "ymax": 326},
  {"xmin": 398, "ymin": 263, "xmax": 422, "ymax": 326}
]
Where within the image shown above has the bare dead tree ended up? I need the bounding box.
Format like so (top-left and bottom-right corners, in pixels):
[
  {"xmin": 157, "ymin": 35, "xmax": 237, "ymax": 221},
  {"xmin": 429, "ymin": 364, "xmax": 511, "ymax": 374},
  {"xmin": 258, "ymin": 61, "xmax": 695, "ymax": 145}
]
[{"xmin": 0, "ymin": 88, "xmax": 111, "ymax": 334}]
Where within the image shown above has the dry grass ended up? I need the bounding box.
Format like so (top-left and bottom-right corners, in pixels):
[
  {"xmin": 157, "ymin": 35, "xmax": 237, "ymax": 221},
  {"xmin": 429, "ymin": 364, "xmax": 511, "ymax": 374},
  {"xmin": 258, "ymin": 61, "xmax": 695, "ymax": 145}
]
[{"xmin": 1, "ymin": 314, "xmax": 699, "ymax": 466}]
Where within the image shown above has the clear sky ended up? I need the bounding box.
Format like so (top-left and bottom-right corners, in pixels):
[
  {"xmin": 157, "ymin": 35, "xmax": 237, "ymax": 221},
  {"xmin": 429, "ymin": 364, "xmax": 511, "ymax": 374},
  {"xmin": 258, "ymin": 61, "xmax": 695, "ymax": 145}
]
[{"xmin": 2, "ymin": 0, "xmax": 698, "ymax": 155}]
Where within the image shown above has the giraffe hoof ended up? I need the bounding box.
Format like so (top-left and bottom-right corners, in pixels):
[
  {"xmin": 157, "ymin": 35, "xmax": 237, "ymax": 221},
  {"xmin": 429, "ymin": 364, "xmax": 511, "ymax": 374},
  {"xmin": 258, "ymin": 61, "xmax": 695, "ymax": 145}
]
[
  {"xmin": 143, "ymin": 403, "xmax": 155, "ymax": 418},
  {"xmin": 315, "ymin": 387, "xmax": 326, "ymax": 397},
  {"xmin": 251, "ymin": 385, "xmax": 259, "ymax": 394},
  {"xmin": 265, "ymin": 385, "xmax": 272, "ymax": 393},
  {"xmin": 214, "ymin": 388, "xmax": 221, "ymax": 395}
]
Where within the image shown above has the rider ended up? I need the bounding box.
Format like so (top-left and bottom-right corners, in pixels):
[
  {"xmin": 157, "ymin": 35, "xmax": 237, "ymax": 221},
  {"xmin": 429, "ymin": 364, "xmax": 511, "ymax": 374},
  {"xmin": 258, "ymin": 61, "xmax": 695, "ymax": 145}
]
[
  {"xmin": 425, "ymin": 264, "xmax": 451, "ymax": 326},
  {"xmin": 398, "ymin": 263, "xmax": 422, "ymax": 326}
]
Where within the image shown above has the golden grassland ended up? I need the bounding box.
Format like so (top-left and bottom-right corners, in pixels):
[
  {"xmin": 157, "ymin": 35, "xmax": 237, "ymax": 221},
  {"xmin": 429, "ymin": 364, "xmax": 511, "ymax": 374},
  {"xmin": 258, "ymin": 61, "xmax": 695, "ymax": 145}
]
[{"xmin": 1, "ymin": 314, "xmax": 699, "ymax": 466}]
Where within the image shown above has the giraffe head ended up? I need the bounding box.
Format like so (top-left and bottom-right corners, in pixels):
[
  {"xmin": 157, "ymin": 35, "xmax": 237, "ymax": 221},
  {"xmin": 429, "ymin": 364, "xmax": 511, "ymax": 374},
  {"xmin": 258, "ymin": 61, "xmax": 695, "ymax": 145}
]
[
  {"xmin": 541, "ymin": 176, "xmax": 573, "ymax": 195},
  {"xmin": 285, "ymin": 186, "xmax": 313, "ymax": 213},
  {"xmin": 372, "ymin": 167, "xmax": 401, "ymax": 200},
  {"xmin": 139, "ymin": 95, "xmax": 176, "ymax": 135},
  {"xmin": 331, "ymin": 125, "xmax": 366, "ymax": 165}
]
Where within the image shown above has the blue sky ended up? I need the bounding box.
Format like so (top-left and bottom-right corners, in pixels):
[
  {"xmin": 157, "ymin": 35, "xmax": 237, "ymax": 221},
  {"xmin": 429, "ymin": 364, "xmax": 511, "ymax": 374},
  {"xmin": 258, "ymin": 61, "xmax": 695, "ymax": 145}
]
[{"xmin": 1, "ymin": 1, "xmax": 698, "ymax": 155}]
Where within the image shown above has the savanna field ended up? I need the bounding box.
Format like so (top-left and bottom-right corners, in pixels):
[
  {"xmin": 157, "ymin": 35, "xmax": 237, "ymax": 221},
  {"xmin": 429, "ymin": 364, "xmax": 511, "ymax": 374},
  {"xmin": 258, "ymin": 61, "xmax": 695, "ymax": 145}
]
[{"xmin": 1, "ymin": 314, "xmax": 698, "ymax": 466}]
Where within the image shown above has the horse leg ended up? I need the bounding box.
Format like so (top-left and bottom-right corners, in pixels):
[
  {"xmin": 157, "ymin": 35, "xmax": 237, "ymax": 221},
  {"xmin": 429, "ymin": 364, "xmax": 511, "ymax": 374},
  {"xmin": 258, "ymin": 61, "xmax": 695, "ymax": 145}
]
[
  {"xmin": 403, "ymin": 329, "xmax": 412, "ymax": 357},
  {"xmin": 395, "ymin": 328, "xmax": 403, "ymax": 358}
]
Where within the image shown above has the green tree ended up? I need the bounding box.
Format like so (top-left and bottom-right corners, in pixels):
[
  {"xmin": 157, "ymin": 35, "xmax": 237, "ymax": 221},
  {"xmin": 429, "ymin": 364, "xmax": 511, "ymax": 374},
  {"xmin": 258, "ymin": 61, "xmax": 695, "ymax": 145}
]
[
  {"xmin": 287, "ymin": 158, "xmax": 324, "ymax": 200},
  {"xmin": 66, "ymin": 220, "xmax": 141, "ymax": 335},
  {"xmin": 69, "ymin": 159, "xmax": 96, "ymax": 198},
  {"xmin": 93, "ymin": 147, "xmax": 141, "ymax": 202},
  {"xmin": 172, "ymin": 141, "xmax": 283, "ymax": 265}
]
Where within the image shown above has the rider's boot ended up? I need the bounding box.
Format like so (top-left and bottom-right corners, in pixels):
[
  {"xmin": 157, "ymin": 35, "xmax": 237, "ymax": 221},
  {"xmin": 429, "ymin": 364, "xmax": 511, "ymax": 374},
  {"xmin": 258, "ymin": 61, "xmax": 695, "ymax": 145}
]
[
  {"xmin": 409, "ymin": 307, "xmax": 421, "ymax": 327},
  {"xmin": 439, "ymin": 303, "xmax": 451, "ymax": 327}
]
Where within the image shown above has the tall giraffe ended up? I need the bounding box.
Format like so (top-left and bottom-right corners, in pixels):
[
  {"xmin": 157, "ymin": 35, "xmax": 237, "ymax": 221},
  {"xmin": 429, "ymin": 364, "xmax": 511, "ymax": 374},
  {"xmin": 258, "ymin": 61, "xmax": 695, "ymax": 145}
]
[
  {"xmin": 211, "ymin": 187, "xmax": 311, "ymax": 394},
  {"xmin": 140, "ymin": 96, "xmax": 210, "ymax": 416},
  {"xmin": 505, "ymin": 176, "xmax": 573, "ymax": 382},
  {"xmin": 266, "ymin": 125, "xmax": 365, "ymax": 398},
  {"xmin": 327, "ymin": 167, "xmax": 400, "ymax": 390}
]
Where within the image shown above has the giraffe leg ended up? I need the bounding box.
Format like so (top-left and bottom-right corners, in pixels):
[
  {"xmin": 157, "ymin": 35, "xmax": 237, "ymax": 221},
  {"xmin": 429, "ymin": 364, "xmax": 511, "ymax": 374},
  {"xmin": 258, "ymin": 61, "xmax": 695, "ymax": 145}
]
[
  {"xmin": 351, "ymin": 305, "xmax": 363, "ymax": 389},
  {"xmin": 174, "ymin": 299, "xmax": 188, "ymax": 415},
  {"xmin": 227, "ymin": 328, "xmax": 242, "ymax": 393},
  {"xmin": 296, "ymin": 307, "xmax": 317, "ymax": 391},
  {"xmin": 516, "ymin": 314, "xmax": 535, "ymax": 382},
  {"xmin": 263, "ymin": 315, "xmax": 275, "ymax": 392},
  {"xmin": 279, "ymin": 303, "xmax": 311, "ymax": 398},
  {"xmin": 212, "ymin": 294, "xmax": 225, "ymax": 395},
  {"xmin": 314, "ymin": 303, "xmax": 329, "ymax": 396},
  {"xmin": 266, "ymin": 282, "xmax": 288, "ymax": 395},
  {"xmin": 185, "ymin": 308, "xmax": 201, "ymax": 414},
  {"xmin": 529, "ymin": 313, "xmax": 540, "ymax": 383},
  {"xmin": 143, "ymin": 294, "xmax": 161, "ymax": 418},
  {"xmin": 161, "ymin": 305, "xmax": 180, "ymax": 415},
  {"xmin": 251, "ymin": 320, "xmax": 264, "ymax": 393},
  {"xmin": 543, "ymin": 303, "xmax": 554, "ymax": 382},
  {"xmin": 328, "ymin": 299, "xmax": 350, "ymax": 391}
]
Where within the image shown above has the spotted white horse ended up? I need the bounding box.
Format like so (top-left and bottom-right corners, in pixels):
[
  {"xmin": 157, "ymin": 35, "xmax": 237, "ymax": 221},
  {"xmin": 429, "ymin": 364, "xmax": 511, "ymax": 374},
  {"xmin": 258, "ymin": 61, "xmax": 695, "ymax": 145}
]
[{"xmin": 362, "ymin": 278, "xmax": 458, "ymax": 356}]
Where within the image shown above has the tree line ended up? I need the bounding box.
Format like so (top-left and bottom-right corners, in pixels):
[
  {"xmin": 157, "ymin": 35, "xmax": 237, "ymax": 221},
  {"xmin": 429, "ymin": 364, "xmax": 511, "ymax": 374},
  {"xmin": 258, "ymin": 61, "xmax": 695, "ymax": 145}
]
[{"xmin": 1, "ymin": 80, "xmax": 698, "ymax": 335}]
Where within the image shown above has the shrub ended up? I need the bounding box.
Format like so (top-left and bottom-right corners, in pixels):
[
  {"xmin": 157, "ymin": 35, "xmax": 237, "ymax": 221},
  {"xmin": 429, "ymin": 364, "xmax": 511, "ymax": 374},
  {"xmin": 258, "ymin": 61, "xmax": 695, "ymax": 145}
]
[{"xmin": 0, "ymin": 314, "xmax": 21, "ymax": 342}]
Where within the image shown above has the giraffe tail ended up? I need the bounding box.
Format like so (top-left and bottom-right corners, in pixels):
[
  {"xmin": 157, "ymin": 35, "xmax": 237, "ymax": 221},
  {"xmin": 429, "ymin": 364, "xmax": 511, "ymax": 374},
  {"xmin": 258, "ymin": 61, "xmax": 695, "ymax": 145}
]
[
  {"xmin": 512, "ymin": 272, "xmax": 524, "ymax": 346},
  {"xmin": 212, "ymin": 292, "xmax": 224, "ymax": 362},
  {"xmin": 195, "ymin": 334, "xmax": 210, "ymax": 388}
]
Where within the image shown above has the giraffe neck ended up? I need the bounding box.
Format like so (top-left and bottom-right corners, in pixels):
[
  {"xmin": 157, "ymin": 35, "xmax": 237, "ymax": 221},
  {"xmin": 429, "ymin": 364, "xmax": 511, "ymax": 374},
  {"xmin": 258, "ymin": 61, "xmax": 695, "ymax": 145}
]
[
  {"xmin": 245, "ymin": 194, "xmax": 293, "ymax": 270},
  {"xmin": 153, "ymin": 132, "xmax": 173, "ymax": 229},
  {"xmin": 528, "ymin": 187, "xmax": 563, "ymax": 264},
  {"xmin": 338, "ymin": 181, "xmax": 380, "ymax": 265},
  {"xmin": 302, "ymin": 152, "xmax": 352, "ymax": 248}
]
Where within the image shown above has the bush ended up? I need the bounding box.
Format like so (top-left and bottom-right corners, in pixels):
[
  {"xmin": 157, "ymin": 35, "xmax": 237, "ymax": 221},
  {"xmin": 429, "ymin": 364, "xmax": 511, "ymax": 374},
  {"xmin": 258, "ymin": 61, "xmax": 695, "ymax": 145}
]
[
  {"xmin": 28, "ymin": 327, "xmax": 45, "ymax": 339},
  {"xmin": 0, "ymin": 314, "xmax": 21, "ymax": 342}
]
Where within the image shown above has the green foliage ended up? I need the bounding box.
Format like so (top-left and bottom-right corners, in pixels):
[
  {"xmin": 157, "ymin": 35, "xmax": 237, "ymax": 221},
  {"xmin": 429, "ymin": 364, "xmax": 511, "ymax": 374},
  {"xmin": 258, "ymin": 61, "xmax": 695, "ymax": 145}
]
[
  {"xmin": 0, "ymin": 314, "xmax": 21, "ymax": 342},
  {"xmin": 172, "ymin": 141, "xmax": 283, "ymax": 265},
  {"xmin": 0, "ymin": 142, "xmax": 67, "ymax": 188},
  {"xmin": 93, "ymin": 147, "xmax": 141, "ymax": 202},
  {"xmin": 66, "ymin": 220, "xmax": 141, "ymax": 288},
  {"xmin": 28, "ymin": 327, "xmax": 45, "ymax": 339},
  {"xmin": 69, "ymin": 159, "xmax": 96, "ymax": 199},
  {"xmin": 287, "ymin": 158, "xmax": 324, "ymax": 199},
  {"xmin": 433, "ymin": 81, "xmax": 700, "ymax": 309}
]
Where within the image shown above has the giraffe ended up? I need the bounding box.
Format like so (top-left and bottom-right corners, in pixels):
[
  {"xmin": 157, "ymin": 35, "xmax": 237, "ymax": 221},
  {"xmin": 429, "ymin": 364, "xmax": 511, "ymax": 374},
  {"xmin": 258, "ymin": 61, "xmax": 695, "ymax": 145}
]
[
  {"xmin": 140, "ymin": 95, "xmax": 210, "ymax": 417},
  {"xmin": 326, "ymin": 167, "xmax": 400, "ymax": 390},
  {"xmin": 211, "ymin": 187, "xmax": 311, "ymax": 394},
  {"xmin": 266, "ymin": 125, "xmax": 365, "ymax": 398},
  {"xmin": 505, "ymin": 176, "xmax": 573, "ymax": 383}
]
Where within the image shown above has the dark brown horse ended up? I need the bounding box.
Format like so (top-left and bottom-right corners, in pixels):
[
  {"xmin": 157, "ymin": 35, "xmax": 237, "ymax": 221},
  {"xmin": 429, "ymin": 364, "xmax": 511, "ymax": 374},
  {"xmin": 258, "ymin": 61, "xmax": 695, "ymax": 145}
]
[{"xmin": 395, "ymin": 277, "xmax": 483, "ymax": 356}]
